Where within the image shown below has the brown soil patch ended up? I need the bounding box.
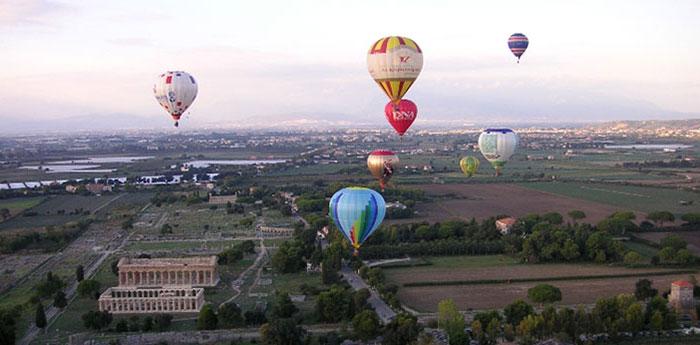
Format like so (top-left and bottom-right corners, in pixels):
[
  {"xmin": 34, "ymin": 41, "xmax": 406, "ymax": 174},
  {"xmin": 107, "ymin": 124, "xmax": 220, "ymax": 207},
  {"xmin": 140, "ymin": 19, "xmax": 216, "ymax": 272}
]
[
  {"xmin": 397, "ymin": 274, "xmax": 689, "ymax": 312},
  {"xmin": 403, "ymin": 183, "xmax": 630, "ymax": 223}
]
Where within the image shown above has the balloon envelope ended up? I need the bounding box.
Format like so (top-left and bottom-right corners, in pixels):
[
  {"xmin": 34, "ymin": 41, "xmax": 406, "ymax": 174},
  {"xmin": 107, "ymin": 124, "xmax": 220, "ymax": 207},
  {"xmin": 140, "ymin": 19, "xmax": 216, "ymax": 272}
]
[
  {"xmin": 329, "ymin": 187, "xmax": 386, "ymax": 254},
  {"xmin": 384, "ymin": 99, "xmax": 417, "ymax": 136},
  {"xmin": 478, "ymin": 128, "xmax": 518, "ymax": 176},
  {"xmin": 367, "ymin": 36, "xmax": 423, "ymax": 102},
  {"xmin": 154, "ymin": 71, "xmax": 198, "ymax": 126},
  {"xmin": 459, "ymin": 156, "xmax": 480, "ymax": 177},
  {"xmin": 508, "ymin": 33, "xmax": 529, "ymax": 62},
  {"xmin": 367, "ymin": 150, "xmax": 399, "ymax": 190}
]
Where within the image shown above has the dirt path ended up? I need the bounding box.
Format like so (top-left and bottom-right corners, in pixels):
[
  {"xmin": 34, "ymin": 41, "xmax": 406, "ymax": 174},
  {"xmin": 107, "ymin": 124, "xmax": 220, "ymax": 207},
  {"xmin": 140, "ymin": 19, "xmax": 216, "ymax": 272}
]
[{"xmin": 221, "ymin": 238, "xmax": 268, "ymax": 307}]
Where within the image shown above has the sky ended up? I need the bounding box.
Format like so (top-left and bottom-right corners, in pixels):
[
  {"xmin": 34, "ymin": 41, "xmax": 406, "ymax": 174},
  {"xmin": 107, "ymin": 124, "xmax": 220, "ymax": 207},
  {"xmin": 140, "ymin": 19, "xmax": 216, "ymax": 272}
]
[{"xmin": 1, "ymin": 0, "xmax": 699, "ymax": 131}]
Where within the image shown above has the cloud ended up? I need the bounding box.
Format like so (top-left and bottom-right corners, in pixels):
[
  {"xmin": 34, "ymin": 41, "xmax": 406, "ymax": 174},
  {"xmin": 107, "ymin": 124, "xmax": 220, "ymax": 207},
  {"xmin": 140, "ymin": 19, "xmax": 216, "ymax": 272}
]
[{"xmin": 0, "ymin": 0, "xmax": 69, "ymax": 27}]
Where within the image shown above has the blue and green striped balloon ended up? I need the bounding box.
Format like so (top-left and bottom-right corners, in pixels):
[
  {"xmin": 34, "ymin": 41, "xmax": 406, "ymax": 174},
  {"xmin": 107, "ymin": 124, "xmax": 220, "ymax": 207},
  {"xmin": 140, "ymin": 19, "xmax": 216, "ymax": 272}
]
[{"xmin": 329, "ymin": 187, "xmax": 386, "ymax": 255}]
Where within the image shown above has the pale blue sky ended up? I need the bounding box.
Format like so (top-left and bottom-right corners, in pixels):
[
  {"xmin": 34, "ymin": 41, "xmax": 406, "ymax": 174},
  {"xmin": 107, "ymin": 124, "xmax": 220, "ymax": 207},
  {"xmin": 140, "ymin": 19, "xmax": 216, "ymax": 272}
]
[{"xmin": 1, "ymin": 0, "xmax": 699, "ymax": 129}]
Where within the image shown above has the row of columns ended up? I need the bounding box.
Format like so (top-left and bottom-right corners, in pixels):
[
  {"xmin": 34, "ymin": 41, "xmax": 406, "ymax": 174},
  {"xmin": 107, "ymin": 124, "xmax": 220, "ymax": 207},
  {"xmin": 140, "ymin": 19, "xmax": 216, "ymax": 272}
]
[
  {"xmin": 119, "ymin": 269, "xmax": 216, "ymax": 286},
  {"xmin": 99, "ymin": 291, "xmax": 204, "ymax": 313}
]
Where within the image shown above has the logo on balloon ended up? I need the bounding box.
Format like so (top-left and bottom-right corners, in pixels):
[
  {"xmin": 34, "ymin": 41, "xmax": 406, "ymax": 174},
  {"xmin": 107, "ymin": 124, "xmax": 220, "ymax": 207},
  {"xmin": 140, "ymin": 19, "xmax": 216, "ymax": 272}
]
[
  {"xmin": 399, "ymin": 56, "xmax": 411, "ymax": 63},
  {"xmin": 391, "ymin": 110, "xmax": 416, "ymax": 121}
]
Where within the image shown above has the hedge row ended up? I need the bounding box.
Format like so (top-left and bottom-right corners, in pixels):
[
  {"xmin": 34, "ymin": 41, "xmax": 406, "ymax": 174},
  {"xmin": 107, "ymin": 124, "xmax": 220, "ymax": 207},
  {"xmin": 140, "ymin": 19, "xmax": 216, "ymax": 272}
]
[{"xmin": 403, "ymin": 269, "xmax": 698, "ymax": 287}]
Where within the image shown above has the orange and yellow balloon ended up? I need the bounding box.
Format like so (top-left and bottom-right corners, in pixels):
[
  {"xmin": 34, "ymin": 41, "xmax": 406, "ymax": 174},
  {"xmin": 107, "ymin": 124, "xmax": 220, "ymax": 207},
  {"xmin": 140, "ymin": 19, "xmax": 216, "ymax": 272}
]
[
  {"xmin": 367, "ymin": 36, "xmax": 423, "ymax": 104},
  {"xmin": 367, "ymin": 150, "xmax": 399, "ymax": 191}
]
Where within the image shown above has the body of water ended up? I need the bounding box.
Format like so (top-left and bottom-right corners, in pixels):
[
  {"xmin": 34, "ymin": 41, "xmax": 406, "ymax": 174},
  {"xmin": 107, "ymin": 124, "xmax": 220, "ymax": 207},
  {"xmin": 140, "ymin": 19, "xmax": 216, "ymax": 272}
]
[
  {"xmin": 19, "ymin": 165, "xmax": 116, "ymax": 173},
  {"xmin": 184, "ymin": 159, "xmax": 286, "ymax": 168},
  {"xmin": 51, "ymin": 156, "xmax": 154, "ymax": 164},
  {"xmin": 604, "ymin": 144, "xmax": 693, "ymax": 150}
]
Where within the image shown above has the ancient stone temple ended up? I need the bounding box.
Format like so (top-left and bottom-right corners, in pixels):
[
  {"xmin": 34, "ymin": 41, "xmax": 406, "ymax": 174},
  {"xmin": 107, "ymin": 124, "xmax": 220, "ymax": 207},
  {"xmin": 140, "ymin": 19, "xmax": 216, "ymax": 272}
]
[
  {"xmin": 98, "ymin": 256, "xmax": 218, "ymax": 314},
  {"xmin": 116, "ymin": 256, "xmax": 219, "ymax": 287},
  {"xmin": 98, "ymin": 287, "xmax": 204, "ymax": 313}
]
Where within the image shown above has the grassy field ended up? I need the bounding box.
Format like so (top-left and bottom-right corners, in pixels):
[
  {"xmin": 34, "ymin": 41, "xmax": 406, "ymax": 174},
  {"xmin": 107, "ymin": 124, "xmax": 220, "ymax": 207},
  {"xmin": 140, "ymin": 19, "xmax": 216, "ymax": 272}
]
[
  {"xmin": 384, "ymin": 254, "xmax": 693, "ymax": 312},
  {"xmin": 637, "ymin": 231, "xmax": 700, "ymax": 256},
  {"xmin": 0, "ymin": 197, "xmax": 45, "ymax": 218},
  {"xmin": 520, "ymin": 182, "xmax": 699, "ymax": 215}
]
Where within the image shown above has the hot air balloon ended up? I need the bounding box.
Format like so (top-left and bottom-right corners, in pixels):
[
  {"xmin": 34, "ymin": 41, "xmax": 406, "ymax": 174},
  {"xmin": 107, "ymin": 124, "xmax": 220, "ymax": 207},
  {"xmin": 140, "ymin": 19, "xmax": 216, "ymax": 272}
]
[
  {"xmin": 508, "ymin": 33, "xmax": 529, "ymax": 63},
  {"xmin": 459, "ymin": 156, "xmax": 480, "ymax": 177},
  {"xmin": 153, "ymin": 71, "xmax": 198, "ymax": 127},
  {"xmin": 367, "ymin": 36, "xmax": 423, "ymax": 103},
  {"xmin": 384, "ymin": 99, "xmax": 417, "ymax": 136},
  {"xmin": 329, "ymin": 187, "xmax": 386, "ymax": 256},
  {"xmin": 367, "ymin": 150, "xmax": 399, "ymax": 191},
  {"xmin": 478, "ymin": 128, "xmax": 518, "ymax": 176}
]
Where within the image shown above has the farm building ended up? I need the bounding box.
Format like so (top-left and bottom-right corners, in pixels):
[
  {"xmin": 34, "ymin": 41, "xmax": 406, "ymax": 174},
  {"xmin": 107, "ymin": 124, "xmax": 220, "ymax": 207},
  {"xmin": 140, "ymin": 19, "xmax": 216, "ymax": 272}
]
[
  {"xmin": 669, "ymin": 280, "xmax": 697, "ymax": 322},
  {"xmin": 496, "ymin": 217, "xmax": 517, "ymax": 234}
]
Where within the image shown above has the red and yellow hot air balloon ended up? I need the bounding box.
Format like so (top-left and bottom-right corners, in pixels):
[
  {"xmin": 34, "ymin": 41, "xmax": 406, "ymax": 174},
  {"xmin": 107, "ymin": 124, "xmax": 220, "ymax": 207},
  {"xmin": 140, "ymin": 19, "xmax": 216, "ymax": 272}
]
[
  {"xmin": 367, "ymin": 36, "xmax": 423, "ymax": 104},
  {"xmin": 367, "ymin": 150, "xmax": 399, "ymax": 191}
]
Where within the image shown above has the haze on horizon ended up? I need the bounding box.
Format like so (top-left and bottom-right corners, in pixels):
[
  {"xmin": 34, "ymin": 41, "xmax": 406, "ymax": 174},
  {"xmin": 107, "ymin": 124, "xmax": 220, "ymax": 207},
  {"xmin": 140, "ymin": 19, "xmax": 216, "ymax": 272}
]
[{"xmin": 1, "ymin": 0, "xmax": 699, "ymax": 132}]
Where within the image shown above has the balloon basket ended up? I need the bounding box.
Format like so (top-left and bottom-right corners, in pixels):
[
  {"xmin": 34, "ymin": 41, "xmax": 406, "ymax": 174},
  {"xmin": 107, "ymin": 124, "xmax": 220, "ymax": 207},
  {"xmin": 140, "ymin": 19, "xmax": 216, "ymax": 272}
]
[
  {"xmin": 174, "ymin": 121, "xmax": 179, "ymax": 127},
  {"xmin": 353, "ymin": 249, "xmax": 359, "ymax": 256}
]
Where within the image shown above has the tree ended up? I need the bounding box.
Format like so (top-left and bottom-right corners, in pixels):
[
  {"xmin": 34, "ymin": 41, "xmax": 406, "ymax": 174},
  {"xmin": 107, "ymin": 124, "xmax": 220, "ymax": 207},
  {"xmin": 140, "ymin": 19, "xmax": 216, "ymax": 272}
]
[
  {"xmin": 542, "ymin": 212, "xmax": 563, "ymax": 225},
  {"xmin": 0, "ymin": 208, "xmax": 10, "ymax": 220},
  {"xmin": 53, "ymin": 291, "xmax": 67, "ymax": 309},
  {"xmin": 141, "ymin": 316, "xmax": 153, "ymax": 332},
  {"xmin": 650, "ymin": 310, "xmax": 664, "ymax": 331},
  {"xmin": 82, "ymin": 311, "xmax": 112, "ymax": 330},
  {"xmin": 75, "ymin": 265, "xmax": 84, "ymax": 282},
  {"xmin": 154, "ymin": 314, "xmax": 173, "ymax": 331},
  {"xmin": 197, "ymin": 304, "xmax": 218, "ymax": 330},
  {"xmin": 382, "ymin": 313, "xmax": 421, "ymax": 345},
  {"xmin": 471, "ymin": 320, "xmax": 484, "ymax": 344},
  {"xmin": 635, "ymin": 279, "xmax": 658, "ymax": 300},
  {"xmin": 316, "ymin": 285, "xmax": 352, "ymax": 322},
  {"xmin": 624, "ymin": 251, "xmax": 643, "ymax": 266},
  {"xmin": 516, "ymin": 314, "xmax": 544, "ymax": 345},
  {"xmin": 111, "ymin": 259, "xmax": 120, "ymax": 276},
  {"xmin": 437, "ymin": 299, "xmax": 468, "ymax": 345},
  {"xmin": 77, "ymin": 279, "xmax": 101, "ymax": 299},
  {"xmin": 353, "ymin": 288, "xmax": 370, "ymax": 313},
  {"xmin": 681, "ymin": 213, "xmax": 700, "ymax": 226},
  {"xmin": 244, "ymin": 310, "xmax": 267, "ymax": 326},
  {"xmin": 503, "ymin": 300, "xmax": 534, "ymax": 326},
  {"xmin": 218, "ymin": 303, "xmax": 244, "ymax": 328},
  {"xmin": 528, "ymin": 284, "xmax": 562, "ymax": 304},
  {"xmin": 352, "ymin": 310, "xmax": 380, "ymax": 341},
  {"xmin": 271, "ymin": 292, "xmax": 298, "ymax": 319},
  {"xmin": 0, "ymin": 308, "xmax": 18, "ymax": 345},
  {"xmin": 610, "ymin": 211, "xmax": 636, "ymax": 221},
  {"xmin": 624, "ymin": 302, "xmax": 645, "ymax": 333},
  {"xmin": 260, "ymin": 318, "xmax": 305, "ymax": 345},
  {"xmin": 35, "ymin": 304, "xmax": 46, "ymax": 329},
  {"xmin": 660, "ymin": 234, "xmax": 687, "ymax": 251},
  {"xmin": 271, "ymin": 240, "xmax": 306, "ymax": 273},
  {"xmin": 568, "ymin": 210, "xmax": 586, "ymax": 222},
  {"xmin": 115, "ymin": 319, "xmax": 128, "ymax": 332},
  {"xmin": 646, "ymin": 211, "xmax": 675, "ymax": 227}
]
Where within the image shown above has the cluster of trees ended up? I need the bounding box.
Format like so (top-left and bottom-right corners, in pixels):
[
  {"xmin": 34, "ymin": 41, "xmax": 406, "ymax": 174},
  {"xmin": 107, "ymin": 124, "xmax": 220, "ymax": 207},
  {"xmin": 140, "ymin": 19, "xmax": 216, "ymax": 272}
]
[
  {"xmin": 77, "ymin": 279, "xmax": 102, "ymax": 299},
  {"xmin": 0, "ymin": 218, "xmax": 92, "ymax": 254},
  {"xmin": 657, "ymin": 235, "xmax": 694, "ymax": 265},
  {"xmin": 35, "ymin": 271, "xmax": 66, "ymax": 299},
  {"xmin": 437, "ymin": 279, "xmax": 675, "ymax": 345},
  {"xmin": 225, "ymin": 200, "xmax": 245, "ymax": 214},
  {"xmin": 622, "ymin": 159, "xmax": 699, "ymax": 169},
  {"xmin": 114, "ymin": 314, "xmax": 173, "ymax": 332},
  {"xmin": 366, "ymin": 219, "xmax": 501, "ymax": 246},
  {"xmin": 519, "ymin": 222, "xmax": 624, "ymax": 263},
  {"xmin": 217, "ymin": 240, "xmax": 255, "ymax": 265},
  {"xmin": 360, "ymin": 239, "xmax": 503, "ymax": 260},
  {"xmin": 196, "ymin": 302, "xmax": 253, "ymax": 330}
]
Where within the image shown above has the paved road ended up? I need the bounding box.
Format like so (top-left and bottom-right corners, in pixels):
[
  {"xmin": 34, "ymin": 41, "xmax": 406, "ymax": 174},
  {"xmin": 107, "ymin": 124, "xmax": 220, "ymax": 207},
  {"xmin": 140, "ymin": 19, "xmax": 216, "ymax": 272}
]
[{"xmin": 340, "ymin": 265, "xmax": 396, "ymax": 324}]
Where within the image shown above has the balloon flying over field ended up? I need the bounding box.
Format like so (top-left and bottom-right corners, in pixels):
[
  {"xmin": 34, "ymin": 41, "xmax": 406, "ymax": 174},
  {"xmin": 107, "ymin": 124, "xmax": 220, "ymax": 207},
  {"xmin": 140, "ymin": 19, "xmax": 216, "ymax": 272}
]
[
  {"xmin": 478, "ymin": 128, "xmax": 519, "ymax": 176},
  {"xmin": 459, "ymin": 156, "xmax": 480, "ymax": 177},
  {"xmin": 367, "ymin": 36, "xmax": 423, "ymax": 103},
  {"xmin": 153, "ymin": 71, "xmax": 198, "ymax": 127},
  {"xmin": 329, "ymin": 187, "xmax": 386, "ymax": 256},
  {"xmin": 367, "ymin": 150, "xmax": 400, "ymax": 191},
  {"xmin": 507, "ymin": 33, "xmax": 529, "ymax": 63},
  {"xmin": 384, "ymin": 99, "xmax": 417, "ymax": 136}
]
